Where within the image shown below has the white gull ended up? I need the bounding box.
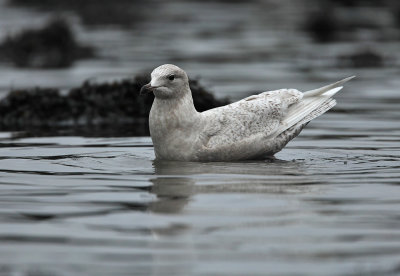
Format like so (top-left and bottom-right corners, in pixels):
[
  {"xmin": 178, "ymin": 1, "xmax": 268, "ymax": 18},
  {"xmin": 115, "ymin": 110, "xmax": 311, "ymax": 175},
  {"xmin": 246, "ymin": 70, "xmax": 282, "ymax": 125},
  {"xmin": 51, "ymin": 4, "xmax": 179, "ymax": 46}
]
[{"xmin": 141, "ymin": 64, "xmax": 354, "ymax": 161}]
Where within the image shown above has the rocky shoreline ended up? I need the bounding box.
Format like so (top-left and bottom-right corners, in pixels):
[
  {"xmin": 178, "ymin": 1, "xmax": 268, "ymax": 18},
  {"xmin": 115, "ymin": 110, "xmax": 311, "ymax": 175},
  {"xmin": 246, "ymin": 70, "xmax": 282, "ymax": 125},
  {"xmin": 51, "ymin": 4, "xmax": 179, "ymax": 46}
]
[{"xmin": 0, "ymin": 74, "xmax": 229, "ymax": 136}]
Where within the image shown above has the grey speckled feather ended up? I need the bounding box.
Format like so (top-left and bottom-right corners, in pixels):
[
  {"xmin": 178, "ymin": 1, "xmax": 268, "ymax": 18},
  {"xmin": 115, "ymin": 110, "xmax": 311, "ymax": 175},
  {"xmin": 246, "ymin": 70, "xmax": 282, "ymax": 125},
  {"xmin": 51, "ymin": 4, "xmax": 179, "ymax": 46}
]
[{"xmin": 143, "ymin": 64, "xmax": 354, "ymax": 161}]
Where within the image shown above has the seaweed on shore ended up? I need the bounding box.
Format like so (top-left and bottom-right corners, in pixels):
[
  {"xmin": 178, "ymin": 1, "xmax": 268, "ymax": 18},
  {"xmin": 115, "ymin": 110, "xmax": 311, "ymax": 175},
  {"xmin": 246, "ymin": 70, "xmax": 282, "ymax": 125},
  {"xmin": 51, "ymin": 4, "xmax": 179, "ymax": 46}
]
[
  {"xmin": 0, "ymin": 74, "xmax": 229, "ymax": 136},
  {"xmin": 0, "ymin": 18, "xmax": 94, "ymax": 68}
]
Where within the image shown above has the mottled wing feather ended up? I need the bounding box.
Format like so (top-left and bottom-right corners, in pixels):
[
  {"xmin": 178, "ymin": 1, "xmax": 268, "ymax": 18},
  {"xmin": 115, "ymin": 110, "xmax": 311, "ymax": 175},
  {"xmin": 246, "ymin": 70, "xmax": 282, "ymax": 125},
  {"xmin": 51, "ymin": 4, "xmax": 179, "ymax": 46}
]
[{"xmin": 200, "ymin": 89, "xmax": 303, "ymax": 148}]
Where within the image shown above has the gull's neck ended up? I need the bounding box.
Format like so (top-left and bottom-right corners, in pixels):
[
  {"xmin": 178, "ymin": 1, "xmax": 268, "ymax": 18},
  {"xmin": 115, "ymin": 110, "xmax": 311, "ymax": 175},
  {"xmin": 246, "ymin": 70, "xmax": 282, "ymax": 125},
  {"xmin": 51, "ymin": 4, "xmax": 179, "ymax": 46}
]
[
  {"xmin": 151, "ymin": 87, "xmax": 199, "ymax": 126},
  {"xmin": 152, "ymin": 88, "xmax": 198, "ymax": 119},
  {"xmin": 149, "ymin": 86, "xmax": 201, "ymax": 160}
]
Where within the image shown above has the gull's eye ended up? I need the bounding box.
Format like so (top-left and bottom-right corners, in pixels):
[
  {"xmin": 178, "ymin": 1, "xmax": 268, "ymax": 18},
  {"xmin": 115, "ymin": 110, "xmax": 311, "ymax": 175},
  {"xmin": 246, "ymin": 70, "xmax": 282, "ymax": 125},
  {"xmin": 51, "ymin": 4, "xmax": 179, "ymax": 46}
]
[{"xmin": 168, "ymin": 74, "xmax": 175, "ymax": 81}]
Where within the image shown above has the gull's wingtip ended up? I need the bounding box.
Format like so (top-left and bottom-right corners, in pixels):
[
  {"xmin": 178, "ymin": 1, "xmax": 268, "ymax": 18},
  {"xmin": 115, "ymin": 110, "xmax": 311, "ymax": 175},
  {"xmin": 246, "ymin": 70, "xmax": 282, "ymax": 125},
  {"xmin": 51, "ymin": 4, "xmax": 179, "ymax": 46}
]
[
  {"xmin": 337, "ymin": 75, "xmax": 356, "ymax": 85},
  {"xmin": 344, "ymin": 75, "xmax": 356, "ymax": 81},
  {"xmin": 304, "ymin": 75, "xmax": 355, "ymax": 97}
]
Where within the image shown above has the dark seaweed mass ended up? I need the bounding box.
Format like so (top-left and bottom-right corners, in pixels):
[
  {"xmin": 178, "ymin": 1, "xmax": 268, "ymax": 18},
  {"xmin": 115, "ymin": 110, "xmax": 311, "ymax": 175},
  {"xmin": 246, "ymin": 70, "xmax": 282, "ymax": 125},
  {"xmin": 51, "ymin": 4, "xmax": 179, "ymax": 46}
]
[
  {"xmin": 0, "ymin": 18, "xmax": 94, "ymax": 68},
  {"xmin": 0, "ymin": 74, "xmax": 229, "ymax": 136}
]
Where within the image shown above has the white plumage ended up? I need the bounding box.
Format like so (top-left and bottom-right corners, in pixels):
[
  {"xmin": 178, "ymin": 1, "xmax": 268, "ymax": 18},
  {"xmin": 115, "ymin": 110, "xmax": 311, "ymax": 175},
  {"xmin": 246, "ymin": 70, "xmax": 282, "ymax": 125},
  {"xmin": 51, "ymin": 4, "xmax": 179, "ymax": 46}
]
[{"xmin": 142, "ymin": 64, "xmax": 354, "ymax": 161}]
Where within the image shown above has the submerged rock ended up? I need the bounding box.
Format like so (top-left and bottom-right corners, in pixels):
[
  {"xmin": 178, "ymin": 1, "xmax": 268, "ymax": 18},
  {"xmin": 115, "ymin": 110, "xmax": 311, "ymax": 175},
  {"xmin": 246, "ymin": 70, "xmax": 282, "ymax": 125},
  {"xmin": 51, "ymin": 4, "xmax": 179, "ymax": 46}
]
[
  {"xmin": 0, "ymin": 18, "xmax": 94, "ymax": 68},
  {"xmin": 0, "ymin": 74, "xmax": 229, "ymax": 136},
  {"xmin": 337, "ymin": 49, "xmax": 384, "ymax": 68}
]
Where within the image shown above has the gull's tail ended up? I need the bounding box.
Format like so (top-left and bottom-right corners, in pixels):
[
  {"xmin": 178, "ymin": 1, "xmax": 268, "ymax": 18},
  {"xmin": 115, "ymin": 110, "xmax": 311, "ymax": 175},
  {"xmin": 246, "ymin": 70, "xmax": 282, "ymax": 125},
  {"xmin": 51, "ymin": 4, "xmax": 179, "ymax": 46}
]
[{"xmin": 275, "ymin": 76, "xmax": 355, "ymax": 136}]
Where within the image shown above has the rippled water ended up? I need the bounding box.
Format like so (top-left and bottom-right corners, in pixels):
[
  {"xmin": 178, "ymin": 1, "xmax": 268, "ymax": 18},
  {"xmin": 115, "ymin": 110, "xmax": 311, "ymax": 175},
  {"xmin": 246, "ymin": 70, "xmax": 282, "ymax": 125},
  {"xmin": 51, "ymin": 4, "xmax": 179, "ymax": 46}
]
[{"xmin": 1, "ymin": 80, "xmax": 399, "ymax": 275}]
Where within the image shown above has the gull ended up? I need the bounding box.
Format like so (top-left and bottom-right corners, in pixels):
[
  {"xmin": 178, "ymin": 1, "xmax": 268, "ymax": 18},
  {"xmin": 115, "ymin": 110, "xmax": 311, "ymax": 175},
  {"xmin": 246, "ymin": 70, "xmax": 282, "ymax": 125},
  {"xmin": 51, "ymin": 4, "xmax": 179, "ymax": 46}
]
[{"xmin": 141, "ymin": 64, "xmax": 354, "ymax": 161}]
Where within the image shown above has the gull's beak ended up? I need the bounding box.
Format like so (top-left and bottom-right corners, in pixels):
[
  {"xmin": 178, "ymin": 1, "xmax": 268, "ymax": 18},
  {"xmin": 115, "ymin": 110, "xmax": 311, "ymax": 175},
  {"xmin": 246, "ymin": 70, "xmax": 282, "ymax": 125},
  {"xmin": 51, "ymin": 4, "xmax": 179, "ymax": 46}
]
[{"xmin": 140, "ymin": 83, "xmax": 159, "ymax": 95}]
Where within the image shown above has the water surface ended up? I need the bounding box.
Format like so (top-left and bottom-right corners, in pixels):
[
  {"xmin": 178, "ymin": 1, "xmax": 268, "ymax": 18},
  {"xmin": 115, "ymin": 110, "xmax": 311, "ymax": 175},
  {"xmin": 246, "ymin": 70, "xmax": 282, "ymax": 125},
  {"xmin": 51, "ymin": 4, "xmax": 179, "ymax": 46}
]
[{"xmin": 0, "ymin": 92, "xmax": 399, "ymax": 275}]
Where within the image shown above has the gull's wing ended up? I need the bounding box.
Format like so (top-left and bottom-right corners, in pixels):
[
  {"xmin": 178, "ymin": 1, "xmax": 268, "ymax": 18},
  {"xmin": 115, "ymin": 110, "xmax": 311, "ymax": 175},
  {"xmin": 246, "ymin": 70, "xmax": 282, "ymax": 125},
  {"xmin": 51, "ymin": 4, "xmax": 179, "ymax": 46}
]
[
  {"xmin": 199, "ymin": 88, "xmax": 303, "ymax": 149},
  {"xmin": 275, "ymin": 76, "xmax": 355, "ymax": 135},
  {"xmin": 195, "ymin": 76, "xmax": 354, "ymax": 161}
]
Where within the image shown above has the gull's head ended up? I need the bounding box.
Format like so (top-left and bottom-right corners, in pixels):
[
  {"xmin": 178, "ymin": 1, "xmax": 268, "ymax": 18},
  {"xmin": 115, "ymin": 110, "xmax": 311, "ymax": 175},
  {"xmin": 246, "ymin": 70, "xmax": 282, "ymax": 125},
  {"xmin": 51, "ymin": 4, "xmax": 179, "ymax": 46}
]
[{"xmin": 140, "ymin": 64, "xmax": 189, "ymax": 99}]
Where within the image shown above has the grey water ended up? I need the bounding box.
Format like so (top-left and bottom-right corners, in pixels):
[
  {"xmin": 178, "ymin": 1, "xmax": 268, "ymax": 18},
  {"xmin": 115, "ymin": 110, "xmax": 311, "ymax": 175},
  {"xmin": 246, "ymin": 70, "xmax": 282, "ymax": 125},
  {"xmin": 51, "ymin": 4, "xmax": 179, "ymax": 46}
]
[
  {"xmin": 1, "ymin": 0, "xmax": 400, "ymax": 275},
  {"xmin": 1, "ymin": 82, "xmax": 399, "ymax": 276}
]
